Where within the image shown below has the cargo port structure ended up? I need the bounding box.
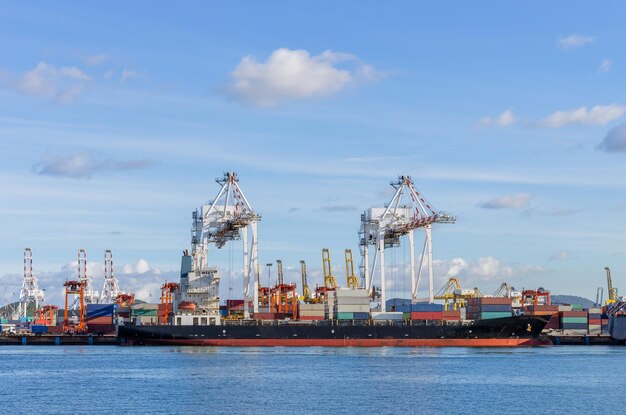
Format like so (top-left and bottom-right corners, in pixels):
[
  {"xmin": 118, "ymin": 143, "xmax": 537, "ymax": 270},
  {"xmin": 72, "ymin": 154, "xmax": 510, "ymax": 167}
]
[
  {"xmin": 191, "ymin": 172, "xmax": 260, "ymax": 318},
  {"xmin": 18, "ymin": 248, "xmax": 45, "ymax": 318},
  {"xmin": 100, "ymin": 250, "xmax": 121, "ymax": 304},
  {"xmin": 359, "ymin": 176, "xmax": 455, "ymax": 308},
  {"xmin": 77, "ymin": 249, "xmax": 99, "ymax": 306}
]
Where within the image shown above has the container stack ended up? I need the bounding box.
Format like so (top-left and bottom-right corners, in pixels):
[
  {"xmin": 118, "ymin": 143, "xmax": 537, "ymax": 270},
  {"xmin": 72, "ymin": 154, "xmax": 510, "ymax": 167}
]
[
  {"xmin": 601, "ymin": 313, "xmax": 610, "ymax": 335},
  {"xmin": 442, "ymin": 310, "xmax": 461, "ymax": 321},
  {"xmin": 588, "ymin": 307, "xmax": 602, "ymax": 335},
  {"xmin": 467, "ymin": 297, "xmax": 512, "ymax": 320},
  {"xmin": 87, "ymin": 304, "xmax": 116, "ymax": 334},
  {"xmin": 327, "ymin": 289, "xmax": 370, "ymax": 320},
  {"xmin": 559, "ymin": 310, "xmax": 588, "ymax": 334},
  {"xmin": 386, "ymin": 298, "xmax": 412, "ymax": 312},
  {"xmin": 117, "ymin": 306, "xmax": 131, "ymax": 325},
  {"xmin": 131, "ymin": 303, "xmax": 159, "ymax": 325},
  {"xmin": 410, "ymin": 303, "xmax": 444, "ymax": 320},
  {"xmin": 298, "ymin": 303, "xmax": 325, "ymax": 320},
  {"xmin": 371, "ymin": 311, "xmax": 404, "ymax": 321},
  {"xmin": 523, "ymin": 304, "xmax": 559, "ymax": 316}
]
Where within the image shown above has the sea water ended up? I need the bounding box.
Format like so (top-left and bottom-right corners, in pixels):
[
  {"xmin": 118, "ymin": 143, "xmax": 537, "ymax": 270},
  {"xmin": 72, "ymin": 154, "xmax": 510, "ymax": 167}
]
[{"xmin": 1, "ymin": 346, "xmax": 624, "ymax": 414}]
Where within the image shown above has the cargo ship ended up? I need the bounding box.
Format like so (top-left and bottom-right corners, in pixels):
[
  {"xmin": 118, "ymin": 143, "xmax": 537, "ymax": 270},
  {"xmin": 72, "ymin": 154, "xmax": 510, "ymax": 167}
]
[{"xmin": 118, "ymin": 251, "xmax": 552, "ymax": 347}]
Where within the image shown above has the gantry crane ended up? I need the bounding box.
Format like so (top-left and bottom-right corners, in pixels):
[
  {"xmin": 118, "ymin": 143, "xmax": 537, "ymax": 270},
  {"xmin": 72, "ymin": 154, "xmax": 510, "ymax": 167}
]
[
  {"xmin": 605, "ymin": 267, "xmax": 618, "ymax": 305},
  {"xmin": 192, "ymin": 172, "xmax": 261, "ymax": 317},
  {"xmin": 160, "ymin": 282, "xmax": 180, "ymax": 323},
  {"xmin": 19, "ymin": 248, "xmax": 45, "ymax": 318},
  {"xmin": 521, "ymin": 288, "xmax": 551, "ymax": 306},
  {"xmin": 345, "ymin": 249, "xmax": 361, "ymax": 289},
  {"xmin": 300, "ymin": 260, "xmax": 314, "ymax": 303},
  {"xmin": 76, "ymin": 249, "xmax": 99, "ymax": 306},
  {"xmin": 359, "ymin": 175, "xmax": 455, "ymax": 307},
  {"xmin": 37, "ymin": 305, "xmax": 58, "ymax": 326},
  {"xmin": 434, "ymin": 277, "xmax": 481, "ymax": 310},
  {"xmin": 270, "ymin": 260, "xmax": 297, "ymax": 318},
  {"xmin": 63, "ymin": 280, "xmax": 86, "ymax": 333},
  {"xmin": 493, "ymin": 282, "xmax": 512, "ymax": 298},
  {"xmin": 322, "ymin": 249, "xmax": 338, "ymax": 288},
  {"xmin": 101, "ymin": 249, "xmax": 123, "ymax": 304}
]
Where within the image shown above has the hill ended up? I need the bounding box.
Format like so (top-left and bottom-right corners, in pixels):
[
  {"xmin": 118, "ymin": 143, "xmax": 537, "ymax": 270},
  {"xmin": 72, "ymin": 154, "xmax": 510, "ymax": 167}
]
[{"xmin": 551, "ymin": 295, "xmax": 596, "ymax": 308}]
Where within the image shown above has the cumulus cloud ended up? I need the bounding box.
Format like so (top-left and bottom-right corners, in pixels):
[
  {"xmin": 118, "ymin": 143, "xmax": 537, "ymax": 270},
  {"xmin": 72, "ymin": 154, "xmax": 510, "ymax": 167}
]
[
  {"xmin": 32, "ymin": 152, "xmax": 156, "ymax": 179},
  {"xmin": 434, "ymin": 256, "xmax": 545, "ymax": 285},
  {"xmin": 480, "ymin": 193, "xmax": 534, "ymax": 209},
  {"xmin": 5, "ymin": 62, "xmax": 91, "ymax": 103},
  {"xmin": 228, "ymin": 48, "xmax": 381, "ymax": 107},
  {"xmin": 599, "ymin": 59, "xmax": 612, "ymax": 73},
  {"xmin": 83, "ymin": 54, "xmax": 111, "ymax": 66},
  {"xmin": 477, "ymin": 109, "xmax": 516, "ymax": 127},
  {"xmin": 540, "ymin": 104, "xmax": 626, "ymax": 128},
  {"xmin": 599, "ymin": 122, "xmax": 626, "ymax": 153},
  {"xmin": 557, "ymin": 34, "xmax": 596, "ymax": 50}
]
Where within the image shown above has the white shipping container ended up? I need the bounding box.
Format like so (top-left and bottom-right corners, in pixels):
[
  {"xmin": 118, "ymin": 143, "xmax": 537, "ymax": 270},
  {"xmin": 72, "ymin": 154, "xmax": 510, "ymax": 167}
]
[
  {"xmin": 333, "ymin": 289, "xmax": 370, "ymax": 298},
  {"xmin": 335, "ymin": 305, "xmax": 370, "ymax": 313},
  {"xmin": 371, "ymin": 311, "xmax": 403, "ymax": 320},
  {"xmin": 333, "ymin": 297, "xmax": 371, "ymax": 306}
]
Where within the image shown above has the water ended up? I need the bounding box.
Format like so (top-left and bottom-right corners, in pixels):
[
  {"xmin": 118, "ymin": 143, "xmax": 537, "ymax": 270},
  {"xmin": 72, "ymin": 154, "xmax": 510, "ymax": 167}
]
[{"xmin": 1, "ymin": 346, "xmax": 625, "ymax": 414}]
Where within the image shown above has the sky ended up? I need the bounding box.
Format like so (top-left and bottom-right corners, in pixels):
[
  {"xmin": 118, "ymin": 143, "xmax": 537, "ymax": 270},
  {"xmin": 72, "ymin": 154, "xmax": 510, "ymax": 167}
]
[{"xmin": 1, "ymin": 1, "xmax": 626, "ymax": 306}]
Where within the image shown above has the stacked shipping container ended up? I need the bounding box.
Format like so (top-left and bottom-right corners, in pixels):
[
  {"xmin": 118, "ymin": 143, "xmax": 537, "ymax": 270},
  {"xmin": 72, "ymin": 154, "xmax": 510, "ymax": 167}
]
[
  {"xmin": 467, "ymin": 297, "xmax": 512, "ymax": 320},
  {"xmin": 326, "ymin": 289, "xmax": 370, "ymax": 320}
]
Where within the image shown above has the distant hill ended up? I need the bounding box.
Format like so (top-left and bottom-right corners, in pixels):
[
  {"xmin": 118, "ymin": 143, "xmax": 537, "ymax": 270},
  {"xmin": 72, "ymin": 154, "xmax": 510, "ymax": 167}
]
[{"xmin": 551, "ymin": 295, "xmax": 596, "ymax": 308}]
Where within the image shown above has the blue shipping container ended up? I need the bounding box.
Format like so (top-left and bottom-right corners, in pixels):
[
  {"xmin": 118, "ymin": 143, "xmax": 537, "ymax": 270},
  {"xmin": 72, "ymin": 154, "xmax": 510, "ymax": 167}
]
[
  {"xmin": 353, "ymin": 312, "xmax": 370, "ymax": 320},
  {"xmin": 480, "ymin": 304, "xmax": 512, "ymax": 313},
  {"xmin": 87, "ymin": 304, "xmax": 115, "ymax": 317},
  {"xmin": 31, "ymin": 325, "xmax": 48, "ymax": 334},
  {"xmin": 411, "ymin": 303, "xmax": 444, "ymax": 312}
]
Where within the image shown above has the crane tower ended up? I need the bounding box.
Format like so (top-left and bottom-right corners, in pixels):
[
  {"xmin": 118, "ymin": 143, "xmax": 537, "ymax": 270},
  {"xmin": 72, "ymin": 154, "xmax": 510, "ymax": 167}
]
[
  {"xmin": 192, "ymin": 172, "xmax": 261, "ymax": 317},
  {"xmin": 19, "ymin": 248, "xmax": 45, "ymax": 318},
  {"xmin": 101, "ymin": 250, "xmax": 121, "ymax": 304},
  {"xmin": 77, "ymin": 249, "xmax": 99, "ymax": 306},
  {"xmin": 359, "ymin": 175, "xmax": 455, "ymax": 308}
]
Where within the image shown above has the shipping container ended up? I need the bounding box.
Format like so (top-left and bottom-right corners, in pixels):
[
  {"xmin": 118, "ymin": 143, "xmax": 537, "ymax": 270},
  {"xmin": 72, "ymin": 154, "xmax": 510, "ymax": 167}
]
[
  {"xmin": 371, "ymin": 312, "xmax": 404, "ymax": 320},
  {"xmin": 336, "ymin": 312, "xmax": 354, "ymax": 320},
  {"xmin": 411, "ymin": 303, "xmax": 444, "ymax": 312},
  {"xmin": 475, "ymin": 311, "xmax": 512, "ymax": 320},
  {"xmin": 31, "ymin": 325, "xmax": 48, "ymax": 334},
  {"xmin": 410, "ymin": 311, "xmax": 443, "ymax": 320}
]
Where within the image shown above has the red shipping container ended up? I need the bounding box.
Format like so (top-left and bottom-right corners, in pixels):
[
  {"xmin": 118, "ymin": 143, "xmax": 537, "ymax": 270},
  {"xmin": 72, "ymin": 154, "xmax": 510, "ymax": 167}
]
[
  {"xmin": 410, "ymin": 312, "xmax": 443, "ymax": 320},
  {"xmin": 87, "ymin": 316, "xmax": 113, "ymax": 325},
  {"xmin": 588, "ymin": 319, "xmax": 602, "ymax": 326},
  {"xmin": 47, "ymin": 325, "xmax": 64, "ymax": 334},
  {"xmin": 478, "ymin": 297, "xmax": 512, "ymax": 305},
  {"xmin": 87, "ymin": 324, "xmax": 116, "ymax": 334},
  {"xmin": 560, "ymin": 311, "xmax": 588, "ymax": 317},
  {"xmin": 227, "ymin": 299, "xmax": 244, "ymax": 308}
]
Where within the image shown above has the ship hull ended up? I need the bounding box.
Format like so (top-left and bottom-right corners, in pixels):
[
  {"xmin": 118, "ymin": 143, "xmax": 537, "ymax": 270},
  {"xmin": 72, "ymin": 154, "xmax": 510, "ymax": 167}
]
[{"xmin": 119, "ymin": 315, "xmax": 550, "ymax": 347}]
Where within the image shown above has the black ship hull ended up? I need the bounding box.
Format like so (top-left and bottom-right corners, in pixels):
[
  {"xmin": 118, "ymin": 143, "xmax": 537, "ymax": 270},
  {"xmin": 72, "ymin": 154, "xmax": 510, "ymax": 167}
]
[{"xmin": 119, "ymin": 315, "xmax": 551, "ymax": 347}]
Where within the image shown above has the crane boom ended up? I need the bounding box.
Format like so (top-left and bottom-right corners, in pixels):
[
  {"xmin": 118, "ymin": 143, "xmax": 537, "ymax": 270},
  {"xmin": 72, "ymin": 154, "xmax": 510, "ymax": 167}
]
[
  {"xmin": 300, "ymin": 260, "xmax": 312, "ymax": 302},
  {"xmin": 345, "ymin": 249, "xmax": 360, "ymax": 289},
  {"xmin": 606, "ymin": 267, "xmax": 618, "ymax": 303},
  {"xmin": 277, "ymin": 260, "xmax": 284, "ymax": 286},
  {"xmin": 322, "ymin": 249, "xmax": 338, "ymax": 289}
]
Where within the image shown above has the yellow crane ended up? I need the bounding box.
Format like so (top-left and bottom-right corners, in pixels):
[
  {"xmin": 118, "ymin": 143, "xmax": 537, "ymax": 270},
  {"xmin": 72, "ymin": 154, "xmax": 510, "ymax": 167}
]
[
  {"xmin": 322, "ymin": 248, "xmax": 338, "ymax": 289},
  {"xmin": 606, "ymin": 267, "xmax": 618, "ymax": 305},
  {"xmin": 344, "ymin": 249, "xmax": 361, "ymax": 289},
  {"xmin": 434, "ymin": 277, "xmax": 482, "ymax": 310},
  {"xmin": 300, "ymin": 260, "xmax": 314, "ymax": 303},
  {"xmin": 493, "ymin": 282, "xmax": 512, "ymax": 298}
]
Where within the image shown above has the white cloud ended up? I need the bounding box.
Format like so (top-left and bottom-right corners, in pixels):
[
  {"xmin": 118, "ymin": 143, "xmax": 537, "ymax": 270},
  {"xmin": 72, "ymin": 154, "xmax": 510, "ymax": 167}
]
[
  {"xmin": 599, "ymin": 122, "xmax": 626, "ymax": 153},
  {"xmin": 83, "ymin": 54, "xmax": 110, "ymax": 66},
  {"xmin": 480, "ymin": 193, "xmax": 534, "ymax": 209},
  {"xmin": 7, "ymin": 62, "xmax": 91, "ymax": 103},
  {"xmin": 599, "ymin": 59, "xmax": 612, "ymax": 73},
  {"xmin": 120, "ymin": 68, "xmax": 139, "ymax": 82},
  {"xmin": 477, "ymin": 109, "xmax": 516, "ymax": 127},
  {"xmin": 557, "ymin": 34, "xmax": 596, "ymax": 50},
  {"xmin": 228, "ymin": 48, "xmax": 380, "ymax": 107},
  {"xmin": 540, "ymin": 104, "xmax": 626, "ymax": 128},
  {"xmin": 434, "ymin": 256, "xmax": 545, "ymax": 286},
  {"xmin": 32, "ymin": 151, "xmax": 156, "ymax": 179},
  {"xmin": 549, "ymin": 251, "xmax": 570, "ymax": 261}
]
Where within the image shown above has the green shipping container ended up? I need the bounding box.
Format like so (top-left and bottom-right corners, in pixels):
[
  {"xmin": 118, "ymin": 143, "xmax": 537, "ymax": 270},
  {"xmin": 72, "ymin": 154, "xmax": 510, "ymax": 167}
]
[
  {"xmin": 402, "ymin": 312, "xmax": 411, "ymax": 320},
  {"xmin": 561, "ymin": 317, "xmax": 587, "ymax": 324},
  {"xmin": 132, "ymin": 309, "xmax": 158, "ymax": 317},
  {"xmin": 480, "ymin": 311, "xmax": 511, "ymax": 319},
  {"xmin": 571, "ymin": 304, "xmax": 583, "ymax": 310},
  {"xmin": 336, "ymin": 312, "xmax": 354, "ymax": 320}
]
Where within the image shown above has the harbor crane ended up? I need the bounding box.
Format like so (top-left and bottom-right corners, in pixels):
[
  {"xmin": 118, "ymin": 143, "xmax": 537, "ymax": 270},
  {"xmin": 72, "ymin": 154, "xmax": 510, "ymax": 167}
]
[
  {"xmin": 63, "ymin": 280, "xmax": 86, "ymax": 333},
  {"xmin": 192, "ymin": 172, "xmax": 261, "ymax": 317},
  {"xmin": 160, "ymin": 281, "xmax": 180, "ymax": 324},
  {"xmin": 300, "ymin": 260, "xmax": 314, "ymax": 303},
  {"xmin": 19, "ymin": 248, "xmax": 45, "ymax": 318},
  {"xmin": 76, "ymin": 249, "xmax": 99, "ymax": 306},
  {"xmin": 493, "ymin": 282, "xmax": 513, "ymax": 298},
  {"xmin": 434, "ymin": 277, "xmax": 481, "ymax": 310},
  {"xmin": 101, "ymin": 250, "xmax": 122, "ymax": 304},
  {"xmin": 345, "ymin": 249, "xmax": 361, "ymax": 289},
  {"xmin": 322, "ymin": 249, "xmax": 338, "ymax": 289},
  {"xmin": 359, "ymin": 175, "xmax": 455, "ymax": 307},
  {"xmin": 605, "ymin": 267, "xmax": 618, "ymax": 305}
]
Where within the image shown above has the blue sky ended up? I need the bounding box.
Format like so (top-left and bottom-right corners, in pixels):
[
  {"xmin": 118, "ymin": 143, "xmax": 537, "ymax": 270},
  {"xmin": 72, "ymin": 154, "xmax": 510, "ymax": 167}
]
[{"xmin": 1, "ymin": 1, "xmax": 626, "ymax": 305}]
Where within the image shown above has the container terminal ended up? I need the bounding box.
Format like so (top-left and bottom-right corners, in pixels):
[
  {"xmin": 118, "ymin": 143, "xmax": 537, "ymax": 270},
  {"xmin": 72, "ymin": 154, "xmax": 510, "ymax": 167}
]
[{"xmin": 2, "ymin": 173, "xmax": 625, "ymax": 346}]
